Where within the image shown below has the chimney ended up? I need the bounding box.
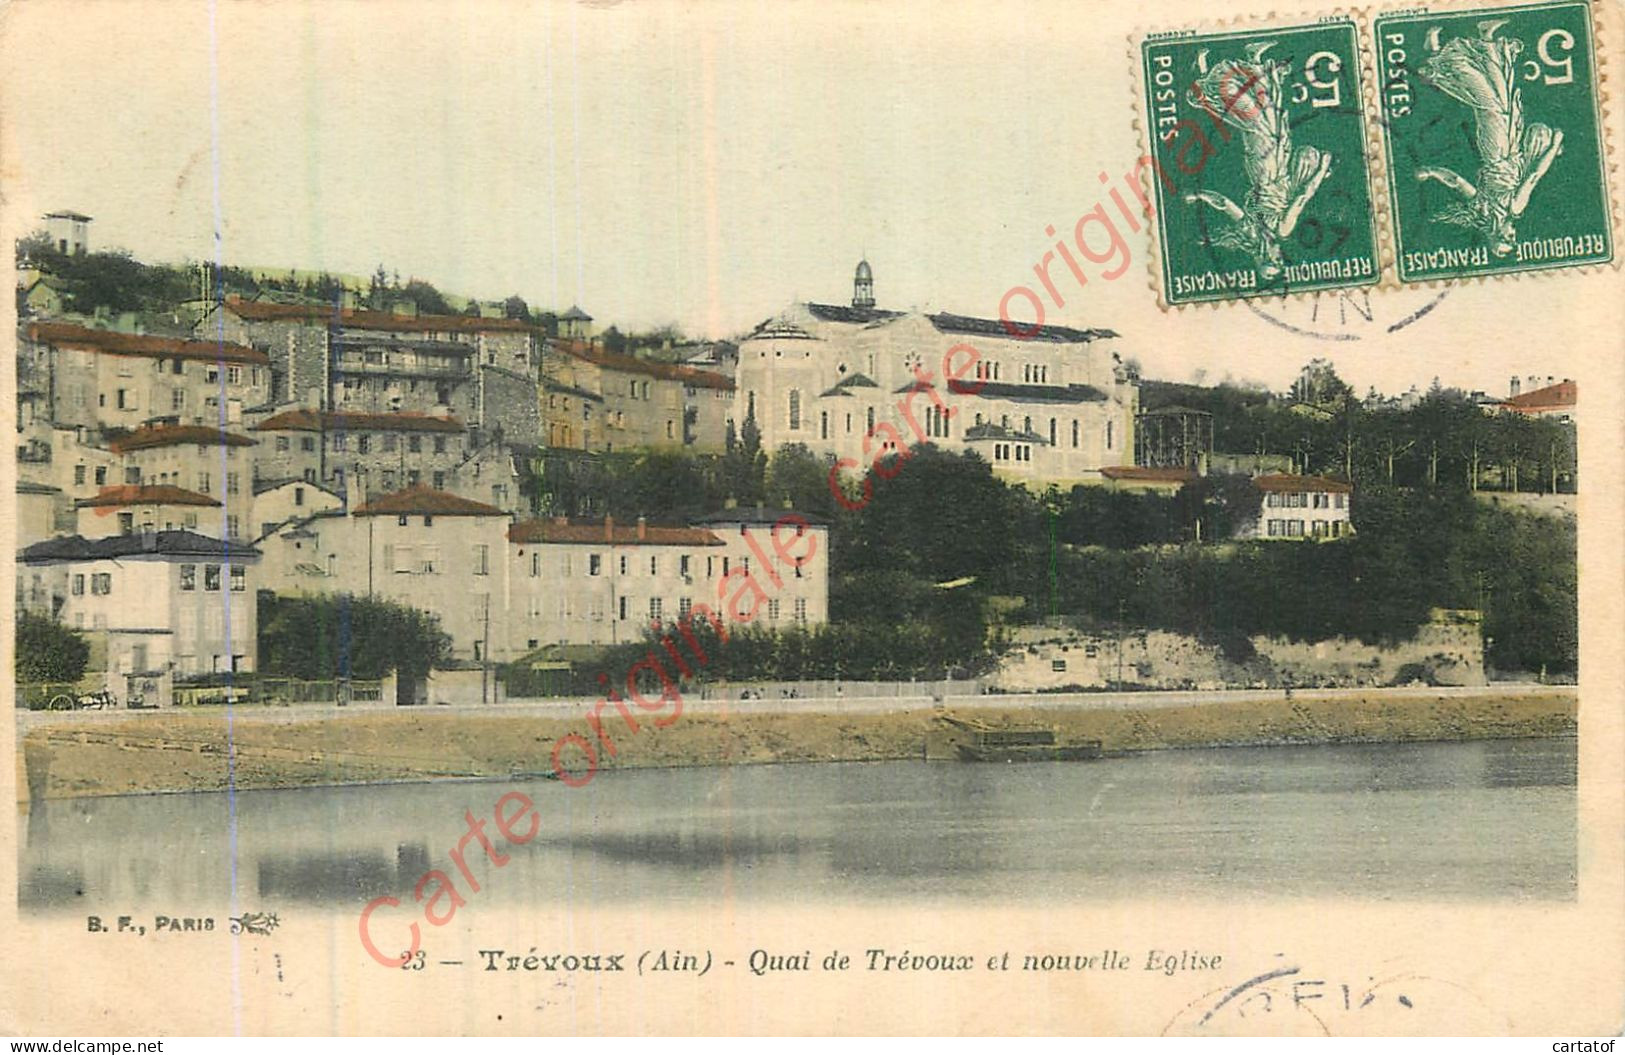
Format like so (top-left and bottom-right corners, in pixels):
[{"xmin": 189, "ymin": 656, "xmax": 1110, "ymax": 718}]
[
  {"xmin": 1509, "ymin": 376, "xmax": 1520, "ymax": 397},
  {"xmin": 604, "ymin": 514, "xmax": 614, "ymax": 542},
  {"xmin": 637, "ymin": 516, "xmax": 647, "ymax": 541}
]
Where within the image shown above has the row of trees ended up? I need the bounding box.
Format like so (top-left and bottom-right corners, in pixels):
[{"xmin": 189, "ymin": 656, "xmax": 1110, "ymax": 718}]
[{"xmin": 1144, "ymin": 371, "xmax": 1577, "ymax": 494}]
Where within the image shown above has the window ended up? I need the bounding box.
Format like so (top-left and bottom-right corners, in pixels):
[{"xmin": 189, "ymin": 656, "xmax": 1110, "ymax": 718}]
[
  {"xmin": 293, "ymin": 486, "xmax": 305, "ymax": 507},
  {"xmin": 72, "ymin": 574, "xmax": 85, "ymax": 596},
  {"xmin": 820, "ymin": 411, "xmax": 829, "ymax": 440},
  {"xmin": 650, "ymin": 555, "xmax": 658, "ymax": 575},
  {"xmin": 794, "ymin": 598, "xmax": 807, "ymax": 624},
  {"xmin": 866, "ymin": 407, "xmax": 875, "ymax": 432},
  {"xmin": 227, "ymin": 515, "xmax": 240, "ymax": 538},
  {"xmin": 227, "ymin": 472, "xmax": 240, "ymax": 495},
  {"xmin": 420, "ymin": 545, "xmax": 440, "ymax": 573},
  {"xmin": 172, "ymin": 359, "xmax": 185, "ymax": 376},
  {"xmin": 649, "ymin": 597, "xmax": 663, "ymax": 621},
  {"xmin": 91, "ymin": 573, "xmax": 111, "ymax": 595},
  {"xmin": 382, "ymin": 434, "xmax": 397, "ymax": 452},
  {"xmin": 423, "ymin": 516, "xmax": 433, "ymax": 527},
  {"xmin": 198, "ymin": 472, "xmax": 211, "ymax": 494},
  {"xmin": 680, "ymin": 555, "xmax": 691, "ymax": 578},
  {"xmin": 433, "ymin": 436, "xmax": 447, "ymax": 454},
  {"xmin": 204, "ymin": 564, "xmax": 221, "ymax": 591},
  {"xmin": 619, "ymin": 555, "xmax": 628, "ymax": 575},
  {"xmin": 118, "ymin": 512, "xmax": 135, "ymax": 535},
  {"xmin": 473, "ymin": 544, "xmax": 489, "ymax": 576},
  {"xmin": 1267, "ymin": 519, "xmax": 1282, "ymax": 537},
  {"xmin": 358, "ymin": 435, "xmax": 371, "ymax": 454},
  {"xmin": 206, "ymin": 367, "xmax": 219, "ymax": 383},
  {"xmin": 788, "ymin": 389, "xmax": 802, "ymax": 430},
  {"xmin": 1106, "ymin": 420, "xmax": 1114, "ymax": 449},
  {"xmin": 619, "ymin": 596, "xmax": 628, "ymax": 621},
  {"xmin": 391, "ymin": 544, "xmax": 414, "ymax": 573},
  {"xmin": 589, "ymin": 554, "xmax": 602, "ymax": 576},
  {"xmin": 173, "ymin": 389, "xmax": 186, "ymax": 411},
  {"xmin": 95, "ymin": 467, "xmax": 107, "ymax": 485},
  {"xmin": 1287, "ymin": 520, "xmax": 1305, "ymax": 537},
  {"xmin": 1049, "ymin": 418, "xmax": 1057, "ymax": 445},
  {"xmin": 226, "ymin": 366, "xmax": 241, "ymax": 385},
  {"xmin": 276, "ymin": 436, "xmax": 290, "ymax": 452},
  {"xmin": 1052, "ymin": 658, "xmax": 1067, "ymax": 672},
  {"xmin": 1072, "ymin": 420, "xmax": 1080, "ymax": 448},
  {"xmin": 382, "ymin": 471, "xmax": 396, "ymax": 490},
  {"xmin": 230, "ymin": 566, "xmax": 246, "ymax": 591},
  {"xmin": 530, "ymin": 552, "xmax": 540, "ymax": 577},
  {"xmin": 768, "ymin": 599, "xmax": 781, "ymax": 621},
  {"xmin": 301, "ymin": 437, "xmax": 316, "ymax": 452},
  {"xmin": 184, "ymin": 513, "xmax": 198, "ymax": 529},
  {"xmin": 332, "ymin": 433, "xmax": 348, "ymax": 452},
  {"xmin": 1335, "ymin": 493, "xmax": 1347, "ymax": 509},
  {"xmin": 409, "ymin": 435, "xmax": 422, "ymax": 453},
  {"xmin": 74, "ymin": 465, "xmax": 86, "ymax": 486}
]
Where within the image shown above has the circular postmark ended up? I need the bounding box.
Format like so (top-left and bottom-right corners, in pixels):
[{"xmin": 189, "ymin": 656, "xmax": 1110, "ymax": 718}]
[
  {"xmin": 1183, "ymin": 94, "xmax": 1455, "ymax": 339},
  {"xmin": 1160, "ymin": 960, "xmax": 1511, "ymax": 1036}
]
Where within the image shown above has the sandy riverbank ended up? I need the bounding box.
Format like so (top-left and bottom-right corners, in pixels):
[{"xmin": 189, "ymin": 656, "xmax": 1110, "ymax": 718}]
[{"xmin": 16, "ymin": 687, "xmax": 1577, "ymax": 801}]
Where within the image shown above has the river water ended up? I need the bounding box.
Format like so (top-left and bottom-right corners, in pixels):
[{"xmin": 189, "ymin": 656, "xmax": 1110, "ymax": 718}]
[{"xmin": 18, "ymin": 737, "xmax": 1576, "ymax": 912}]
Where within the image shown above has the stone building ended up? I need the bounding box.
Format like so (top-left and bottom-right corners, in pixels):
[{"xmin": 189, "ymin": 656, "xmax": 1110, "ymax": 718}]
[
  {"xmin": 542, "ymin": 340, "xmax": 734, "ymax": 453},
  {"xmin": 249, "ymin": 408, "xmax": 469, "ymax": 502},
  {"xmin": 19, "ymin": 321, "xmax": 271, "ymax": 432},
  {"xmin": 204, "ymin": 298, "xmax": 543, "ymax": 447}
]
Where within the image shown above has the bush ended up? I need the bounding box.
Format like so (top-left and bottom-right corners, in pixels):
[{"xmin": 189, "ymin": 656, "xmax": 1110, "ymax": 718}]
[{"xmin": 14, "ymin": 611, "xmax": 90, "ymax": 684}]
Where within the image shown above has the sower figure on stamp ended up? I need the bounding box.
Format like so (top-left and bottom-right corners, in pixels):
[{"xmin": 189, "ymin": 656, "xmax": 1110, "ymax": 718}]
[
  {"xmin": 1417, "ymin": 19, "xmax": 1565, "ymax": 257},
  {"xmin": 1183, "ymin": 42, "xmax": 1334, "ymax": 282}
]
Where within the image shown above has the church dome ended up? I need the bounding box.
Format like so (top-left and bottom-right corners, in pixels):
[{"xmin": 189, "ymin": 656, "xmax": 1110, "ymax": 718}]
[{"xmin": 854, "ymin": 259, "xmax": 872, "ymax": 281}]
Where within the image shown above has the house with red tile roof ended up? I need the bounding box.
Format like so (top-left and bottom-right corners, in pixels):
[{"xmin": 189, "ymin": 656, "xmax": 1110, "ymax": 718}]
[
  {"xmin": 1499, "ymin": 379, "xmax": 1576, "ymax": 425},
  {"xmin": 74, "ymin": 484, "xmax": 223, "ymax": 540},
  {"xmin": 107, "ymin": 426, "xmax": 258, "ymax": 540}
]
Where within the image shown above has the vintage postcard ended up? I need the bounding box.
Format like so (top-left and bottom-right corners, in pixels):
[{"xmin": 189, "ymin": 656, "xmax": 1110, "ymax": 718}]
[{"xmin": 2, "ymin": 0, "xmax": 1621, "ymax": 1040}]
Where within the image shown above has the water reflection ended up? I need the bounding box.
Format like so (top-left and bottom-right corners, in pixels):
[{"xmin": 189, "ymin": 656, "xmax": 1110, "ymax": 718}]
[{"xmin": 19, "ymin": 737, "xmax": 1577, "ymax": 912}]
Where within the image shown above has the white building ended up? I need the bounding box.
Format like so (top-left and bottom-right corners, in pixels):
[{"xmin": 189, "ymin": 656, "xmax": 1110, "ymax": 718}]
[
  {"xmin": 257, "ymin": 485, "xmax": 511, "ymax": 663},
  {"xmin": 1237, "ymin": 475, "xmax": 1353, "ymax": 541},
  {"xmin": 18, "ymin": 531, "xmax": 261, "ymax": 677},
  {"xmin": 504, "ymin": 507, "xmax": 829, "ymax": 653},
  {"xmin": 736, "ymin": 262, "xmax": 1138, "ymax": 487}
]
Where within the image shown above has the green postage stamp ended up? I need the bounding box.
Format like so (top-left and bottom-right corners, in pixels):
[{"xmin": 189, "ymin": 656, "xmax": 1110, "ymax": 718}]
[
  {"xmin": 1376, "ymin": 1, "xmax": 1613, "ymax": 281},
  {"xmin": 1139, "ymin": 19, "xmax": 1382, "ymax": 306}
]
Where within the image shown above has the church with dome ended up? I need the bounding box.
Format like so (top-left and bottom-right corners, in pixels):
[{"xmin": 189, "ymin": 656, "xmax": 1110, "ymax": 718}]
[{"xmin": 735, "ymin": 260, "xmax": 1140, "ymax": 486}]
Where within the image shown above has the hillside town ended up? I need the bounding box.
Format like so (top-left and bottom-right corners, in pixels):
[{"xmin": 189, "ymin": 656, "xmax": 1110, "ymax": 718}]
[{"xmin": 14, "ymin": 212, "xmax": 1579, "ymax": 707}]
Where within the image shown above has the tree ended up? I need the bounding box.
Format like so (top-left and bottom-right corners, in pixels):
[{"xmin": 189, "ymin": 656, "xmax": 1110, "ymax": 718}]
[
  {"xmin": 400, "ymin": 278, "xmax": 452, "ymax": 316},
  {"xmin": 1291, "ymin": 358, "xmax": 1353, "ymax": 407},
  {"xmin": 503, "ymin": 295, "xmax": 531, "ymax": 321},
  {"xmin": 257, "ymin": 593, "xmax": 452, "ymax": 679},
  {"xmin": 14, "ymin": 612, "xmax": 91, "ymax": 683},
  {"xmin": 766, "ymin": 444, "xmax": 836, "ymax": 516}
]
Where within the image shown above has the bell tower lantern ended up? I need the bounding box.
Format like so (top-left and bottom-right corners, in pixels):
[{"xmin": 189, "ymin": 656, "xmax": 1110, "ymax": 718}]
[{"xmin": 852, "ymin": 258, "xmax": 874, "ymax": 309}]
